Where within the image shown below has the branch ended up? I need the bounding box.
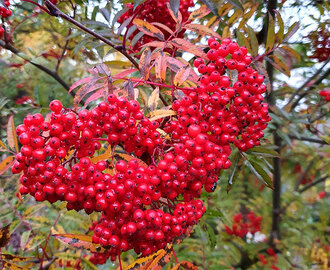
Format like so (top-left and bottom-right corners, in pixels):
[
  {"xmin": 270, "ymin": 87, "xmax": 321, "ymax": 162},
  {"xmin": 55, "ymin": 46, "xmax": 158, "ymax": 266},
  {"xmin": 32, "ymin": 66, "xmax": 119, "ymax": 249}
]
[
  {"xmin": 0, "ymin": 40, "xmax": 70, "ymax": 92},
  {"xmin": 289, "ymin": 135, "xmax": 328, "ymax": 145},
  {"xmin": 294, "ymin": 160, "xmax": 313, "ymax": 191},
  {"xmin": 298, "ymin": 175, "xmax": 328, "ymax": 193}
]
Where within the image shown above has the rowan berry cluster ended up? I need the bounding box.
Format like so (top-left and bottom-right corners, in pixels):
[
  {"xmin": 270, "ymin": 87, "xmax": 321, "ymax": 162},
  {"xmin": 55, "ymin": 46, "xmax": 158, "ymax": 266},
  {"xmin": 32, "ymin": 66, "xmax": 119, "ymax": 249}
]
[
  {"xmin": 224, "ymin": 212, "xmax": 262, "ymax": 237},
  {"xmin": 319, "ymin": 90, "xmax": 330, "ymax": 102},
  {"xmin": 308, "ymin": 26, "xmax": 330, "ymax": 62},
  {"xmin": 258, "ymin": 248, "xmax": 279, "ymax": 269},
  {"xmin": 11, "ymin": 37, "xmax": 270, "ymax": 264},
  {"xmin": 118, "ymin": 0, "xmax": 194, "ymax": 51},
  {"xmin": 0, "ymin": 1, "xmax": 11, "ymax": 19}
]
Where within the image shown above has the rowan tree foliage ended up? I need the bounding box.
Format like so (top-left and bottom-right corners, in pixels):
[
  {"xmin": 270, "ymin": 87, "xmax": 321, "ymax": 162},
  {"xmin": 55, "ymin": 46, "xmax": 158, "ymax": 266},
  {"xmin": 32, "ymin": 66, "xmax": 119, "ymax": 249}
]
[{"xmin": 0, "ymin": 0, "xmax": 329, "ymax": 270}]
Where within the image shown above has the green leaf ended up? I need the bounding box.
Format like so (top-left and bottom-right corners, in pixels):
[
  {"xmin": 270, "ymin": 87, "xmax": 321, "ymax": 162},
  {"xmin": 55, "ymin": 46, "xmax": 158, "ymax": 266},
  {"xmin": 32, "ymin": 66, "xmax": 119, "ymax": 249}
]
[
  {"xmin": 277, "ymin": 129, "xmax": 293, "ymax": 147},
  {"xmin": 205, "ymin": 209, "xmax": 224, "ymax": 218},
  {"xmin": 265, "ymin": 13, "xmax": 275, "ymax": 52},
  {"xmin": 248, "ymin": 146, "xmax": 279, "ymax": 157},
  {"xmin": 245, "ymin": 158, "xmax": 273, "ymax": 188},
  {"xmin": 202, "ymin": 222, "xmax": 216, "ymax": 250},
  {"xmin": 227, "ymin": 152, "xmax": 240, "ymax": 193}
]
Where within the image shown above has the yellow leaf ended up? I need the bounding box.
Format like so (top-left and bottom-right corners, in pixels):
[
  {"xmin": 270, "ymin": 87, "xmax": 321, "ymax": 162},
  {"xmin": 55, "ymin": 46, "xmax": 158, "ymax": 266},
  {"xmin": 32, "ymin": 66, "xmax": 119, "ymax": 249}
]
[
  {"xmin": 228, "ymin": 9, "xmax": 243, "ymax": 26},
  {"xmin": 148, "ymin": 110, "xmax": 177, "ymax": 121},
  {"xmin": 0, "ymin": 156, "xmax": 15, "ymax": 176},
  {"xmin": 218, "ymin": 2, "xmax": 233, "ymax": 17},
  {"xmin": 155, "ymin": 53, "xmax": 167, "ymax": 81},
  {"xmin": 280, "ymin": 45, "xmax": 301, "ymax": 62},
  {"xmin": 170, "ymin": 38, "xmax": 207, "ymax": 59},
  {"xmin": 272, "ymin": 55, "xmax": 291, "ymax": 76},
  {"xmin": 0, "ymin": 254, "xmax": 35, "ymax": 263},
  {"xmin": 115, "ymin": 153, "xmax": 148, "ymax": 169},
  {"xmin": 156, "ymin": 128, "xmax": 171, "ymax": 140},
  {"xmin": 7, "ymin": 116, "xmax": 19, "ymax": 153},
  {"xmin": 174, "ymin": 66, "xmax": 191, "ymax": 86},
  {"xmin": 247, "ymin": 26, "xmax": 259, "ymax": 56},
  {"xmin": 0, "ymin": 261, "xmax": 26, "ymax": 270},
  {"xmin": 222, "ymin": 26, "xmax": 231, "ymax": 39},
  {"xmin": 188, "ymin": 5, "xmax": 210, "ymax": 21},
  {"xmin": 133, "ymin": 18, "xmax": 165, "ymax": 41},
  {"xmin": 0, "ymin": 139, "xmax": 7, "ymax": 150},
  {"xmin": 265, "ymin": 13, "xmax": 275, "ymax": 51},
  {"xmin": 184, "ymin": 24, "xmax": 221, "ymax": 40},
  {"xmin": 147, "ymin": 87, "xmax": 160, "ymax": 112}
]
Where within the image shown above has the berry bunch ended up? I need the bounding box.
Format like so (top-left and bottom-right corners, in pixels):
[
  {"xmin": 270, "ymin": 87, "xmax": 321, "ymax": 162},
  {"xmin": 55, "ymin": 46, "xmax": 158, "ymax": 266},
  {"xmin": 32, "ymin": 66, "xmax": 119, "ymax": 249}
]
[
  {"xmin": 224, "ymin": 212, "xmax": 262, "ymax": 237},
  {"xmin": 258, "ymin": 248, "xmax": 278, "ymax": 269},
  {"xmin": 118, "ymin": 0, "xmax": 194, "ymax": 52},
  {"xmin": 308, "ymin": 26, "xmax": 330, "ymax": 62},
  {"xmin": 0, "ymin": 0, "xmax": 11, "ymax": 19},
  {"xmin": 319, "ymin": 90, "xmax": 330, "ymax": 102},
  {"xmin": 11, "ymin": 37, "xmax": 270, "ymax": 264}
]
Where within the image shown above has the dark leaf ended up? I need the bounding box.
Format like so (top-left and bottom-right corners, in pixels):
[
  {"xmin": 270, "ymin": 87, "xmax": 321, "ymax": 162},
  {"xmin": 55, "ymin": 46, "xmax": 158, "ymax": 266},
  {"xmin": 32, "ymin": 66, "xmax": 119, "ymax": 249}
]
[{"xmin": 169, "ymin": 0, "xmax": 180, "ymax": 16}]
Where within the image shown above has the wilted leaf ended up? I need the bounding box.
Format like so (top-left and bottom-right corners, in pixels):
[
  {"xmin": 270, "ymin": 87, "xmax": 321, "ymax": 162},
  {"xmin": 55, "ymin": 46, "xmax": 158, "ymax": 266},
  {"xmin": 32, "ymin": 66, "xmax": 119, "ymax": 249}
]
[
  {"xmin": 0, "ymin": 261, "xmax": 25, "ymax": 270},
  {"xmin": 222, "ymin": 26, "xmax": 231, "ymax": 38},
  {"xmin": 218, "ymin": 2, "xmax": 233, "ymax": 17},
  {"xmin": 174, "ymin": 66, "xmax": 191, "ymax": 86},
  {"xmin": 280, "ymin": 45, "xmax": 301, "ymax": 62},
  {"xmin": 169, "ymin": 0, "xmax": 180, "ymax": 16},
  {"xmin": 0, "ymin": 254, "xmax": 34, "ymax": 262},
  {"xmin": 123, "ymin": 80, "xmax": 135, "ymax": 100},
  {"xmin": 188, "ymin": 5, "xmax": 210, "ymax": 21},
  {"xmin": 149, "ymin": 110, "xmax": 177, "ymax": 121},
  {"xmin": 265, "ymin": 13, "xmax": 275, "ymax": 51},
  {"xmin": 73, "ymin": 78, "xmax": 102, "ymax": 107},
  {"xmin": 166, "ymin": 57, "xmax": 199, "ymax": 82},
  {"xmin": 238, "ymin": 4, "xmax": 259, "ymax": 29},
  {"xmin": 139, "ymin": 47, "xmax": 151, "ymax": 80},
  {"xmin": 247, "ymin": 26, "xmax": 259, "ymax": 56},
  {"xmin": 53, "ymin": 234, "xmax": 106, "ymax": 253},
  {"xmin": 147, "ymin": 87, "xmax": 160, "ymax": 111},
  {"xmin": 94, "ymin": 63, "xmax": 111, "ymax": 77},
  {"xmin": 265, "ymin": 56, "xmax": 290, "ymax": 77},
  {"xmin": 115, "ymin": 153, "xmax": 148, "ymax": 168},
  {"xmin": 274, "ymin": 10, "xmax": 284, "ymax": 42},
  {"xmin": 154, "ymin": 53, "xmax": 167, "ymax": 81},
  {"xmin": 0, "ymin": 156, "xmax": 15, "ymax": 176},
  {"xmin": 7, "ymin": 116, "xmax": 18, "ymax": 153},
  {"xmin": 68, "ymin": 76, "xmax": 94, "ymax": 93},
  {"xmin": 133, "ymin": 18, "xmax": 165, "ymax": 41},
  {"xmin": 151, "ymin": 23, "xmax": 175, "ymax": 36},
  {"xmin": 166, "ymin": 2, "xmax": 179, "ymax": 24},
  {"xmin": 184, "ymin": 24, "xmax": 221, "ymax": 40},
  {"xmin": 170, "ymin": 38, "xmax": 207, "ymax": 59},
  {"xmin": 227, "ymin": 9, "xmax": 243, "ymax": 26},
  {"xmin": 0, "ymin": 224, "xmax": 10, "ymax": 248},
  {"xmin": 113, "ymin": 68, "xmax": 138, "ymax": 79}
]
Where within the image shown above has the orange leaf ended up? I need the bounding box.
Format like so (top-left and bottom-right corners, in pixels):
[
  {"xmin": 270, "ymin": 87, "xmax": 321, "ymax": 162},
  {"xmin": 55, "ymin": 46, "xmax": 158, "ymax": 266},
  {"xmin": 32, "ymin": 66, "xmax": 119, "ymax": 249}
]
[
  {"xmin": 174, "ymin": 65, "xmax": 191, "ymax": 86},
  {"xmin": 0, "ymin": 139, "xmax": 7, "ymax": 150},
  {"xmin": 155, "ymin": 53, "xmax": 167, "ymax": 81},
  {"xmin": 7, "ymin": 116, "xmax": 18, "ymax": 153},
  {"xmin": 165, "ymin": 57, "xmax": 199, "ymax": 82},
  {"xmin": 180, "ymin": 261, "xmax": 199, "ymax": 270},
  {"xmin": 188, "ymin": 5, "xmax": 210, "ymax": 21},
  {"xmin": 133, "ymin": 18, "xmax": 165, "ymax": 41},
  {"xmin": 0, "ymin": 224, "xmax": 11, "ymax": 248},
  {"xmin": 115, "ymin": 153, "xmax": 148, "ymax": 169},
  {"xmin": 166, "ymin": 3, "xmax": 180, "ymax": 25},
  {"xmin": 73, "ymin": 78, "xmax": 102, "ymax": 108},
  {"xmin": 90, "ymin": 145, "xmax": 113, "ymax": 163},
  {"xmin": 123, "ymin": 244, "xmax": 173, "ymax": 270},
  {"xmin": 184, "ymin": 24, "xmax": 221, "ymax": 40},
  {"xmin": 170, "ymin": 38, "xmax": 207, "ymax": 59},
  {"xmin": 151, "ymin": 22, "xmax": 175, "ymax": 36},
  {"xmin": 139, "ymin": 47, "xmax": 151, "ymax": 80},
  {"xmin": 0, "ymin": 156, "xmax": 15, "ymax": 176},
  {"xmin": 53, "ymin": 234, "xmax": 106, "ymax": 253},
  {"xmin": 143, "ymin": 41, "xmax": 173, "ymax": 49}
]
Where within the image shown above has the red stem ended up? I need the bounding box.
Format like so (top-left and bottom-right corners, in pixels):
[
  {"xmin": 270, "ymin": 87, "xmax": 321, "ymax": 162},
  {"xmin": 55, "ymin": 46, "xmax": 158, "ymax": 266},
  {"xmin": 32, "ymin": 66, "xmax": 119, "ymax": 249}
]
[
  {"xmin": 118, "ymin": 254, "xmax": 123, "ymax": 270},
  {"xmin": 172, "ymin": 246, "xmax": 179, "ymax": 264}
]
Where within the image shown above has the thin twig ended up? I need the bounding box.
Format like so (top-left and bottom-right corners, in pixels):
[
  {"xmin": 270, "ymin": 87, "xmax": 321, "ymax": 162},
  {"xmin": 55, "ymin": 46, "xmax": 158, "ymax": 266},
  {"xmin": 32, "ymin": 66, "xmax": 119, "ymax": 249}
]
[
  {"xmin": 289, "ymin": 135, "xmax": 328, "ymax": 145},
  {"xmin": 298, "ymin": 175, "xmax": 328, "ymax": 193},
  {"xmin": 294, "ymin": 160, "xmax": 314, "ymax": 191}
]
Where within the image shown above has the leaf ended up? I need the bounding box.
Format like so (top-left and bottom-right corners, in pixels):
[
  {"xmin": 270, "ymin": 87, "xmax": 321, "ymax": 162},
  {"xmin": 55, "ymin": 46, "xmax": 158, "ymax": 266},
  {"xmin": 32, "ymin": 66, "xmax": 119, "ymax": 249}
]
[
  {"xmin": 174, "ymin": 65, "xmax": 191, "ymax": 86},
  {"xmin": 170, "ymin": 38, "xmax": 207, "ymax": 59},
  {"xmin": 248, "ymin": 146, "xmax": 279, "ymax": 157},
  {"xmin": 202, "ymin": 222, "xmax": 216, "ymax": 250},
  {"xmin": 277, "ymin": 129, "xmax": 293, "ymax": 147},
  {"xmin": 139, "ymin": 47, "xmax": 151, "ymax": 80},
  {"xmin": 0, "ymin": 156, "xmax": 15, "ymax": 176},
  {"xmin": 227, "ymin": 152, "xmax": 240, "ymax": 193},
  {"xmin": 280, "ymin": 45, "xmax": 301, "ymax": 62},
  {"xmin": 53, "ymin": 234, "xmax": 106, "ymax": 253},
  {"xmin": 227, "ymin": 9, "xmax": 243, "ymax": 26},
  {"xmin": 283, "ymin": 22, "xmax": 299, "ymax": 43},
  {"xmin": 274, "ymin": 10, "xmax": 284, "ymax": 42},
  {"xmin": 188, "ymin": 5, "xmax": 210, "ymax": 21},
  {"xmin": 147, "ymin": 87, "xmax": 160, "ymax": 112},
  {"xmin": 133, "ymin": 18, "xmax": 165, "ymax": 41},
  {"xmin": 205, "ymin": 209, "xmax": 224, "ymax": 218},
  {"xmin": 265, "ymin": 13, "xmax": 275, "ymax": 52},
  {"xmin": 91, "ymin": 145, "xmax": 112, "ymax": 163},
  {"xmin": 154, "ymin": 53, "xmax": 167, "ymax": 81},
  {"xmin": 247, "ymin": 26, "xmax": 259, "ymax": 56},
  {"xmin": 178, "ymin": 261, "xmax": 199, "ymax": 270},
  {"xmin": 169, "ymin": 0, "xmax": 180, "ymax": 16},
  {"xmin": 272, "ymin": 55, "xmax": 291, "ymax": 76},
  {"xmin": 0, "ymin": 224, "xmax": 10, "ymax": 248},
  {"xmin": 151, "ymin": 23, "xmax": 175, "ymax": 36},
  {"xmin": 68, "ymin": 76, "xmax": 94, "ymax": 93},
  {"xmin": 7, "ymin": 116, "xmax": 18, "ymax": 153},
  {"xmin": 0, "ymin": 139, "xmax": 7, "ymax": 150},
  {"xmin": 0, "ymin": 254, "xmax": 34, "ymax": 263},
  {"xmin": 0, "ymin": 261, "xmax": 25, "ymax": 270},
  {"xmin": 115, "ymin": 153, "xmax": 148, "ymax": 169},
  {"xmin": 184, "ymin": 24, "xmax": 221, "ymax": 40},
  {"xmin": 228, "ymin": 0, "xmax": 244, "ymax": 10},
  {"xmin": 218, "ymin": 2, "xmax": 233, "ymax": 17},
  {"xmin": 165, "ymin": 57, "xmax": 199, "ymax": 82},
  {"xmin": 73, "ymin": 78, "xmax": 101, "ymax": 107},
  {"xmin": 238, "ymin": 4, "xmax": 259, "ymax": 29},
  {"xmin": 222, "ymin": 26, "xmax": 230, "ymax": 38},
  {"xmin": 245, "ymin": 158, "xmax": 273, "ymax": 188},
  {"xmin": 123, "ymin": 245, "xmax": 172, "ymax": 270},
  {"xmin": 148, "ymin": 110, "xmax": 177, "ymax": 121}
]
